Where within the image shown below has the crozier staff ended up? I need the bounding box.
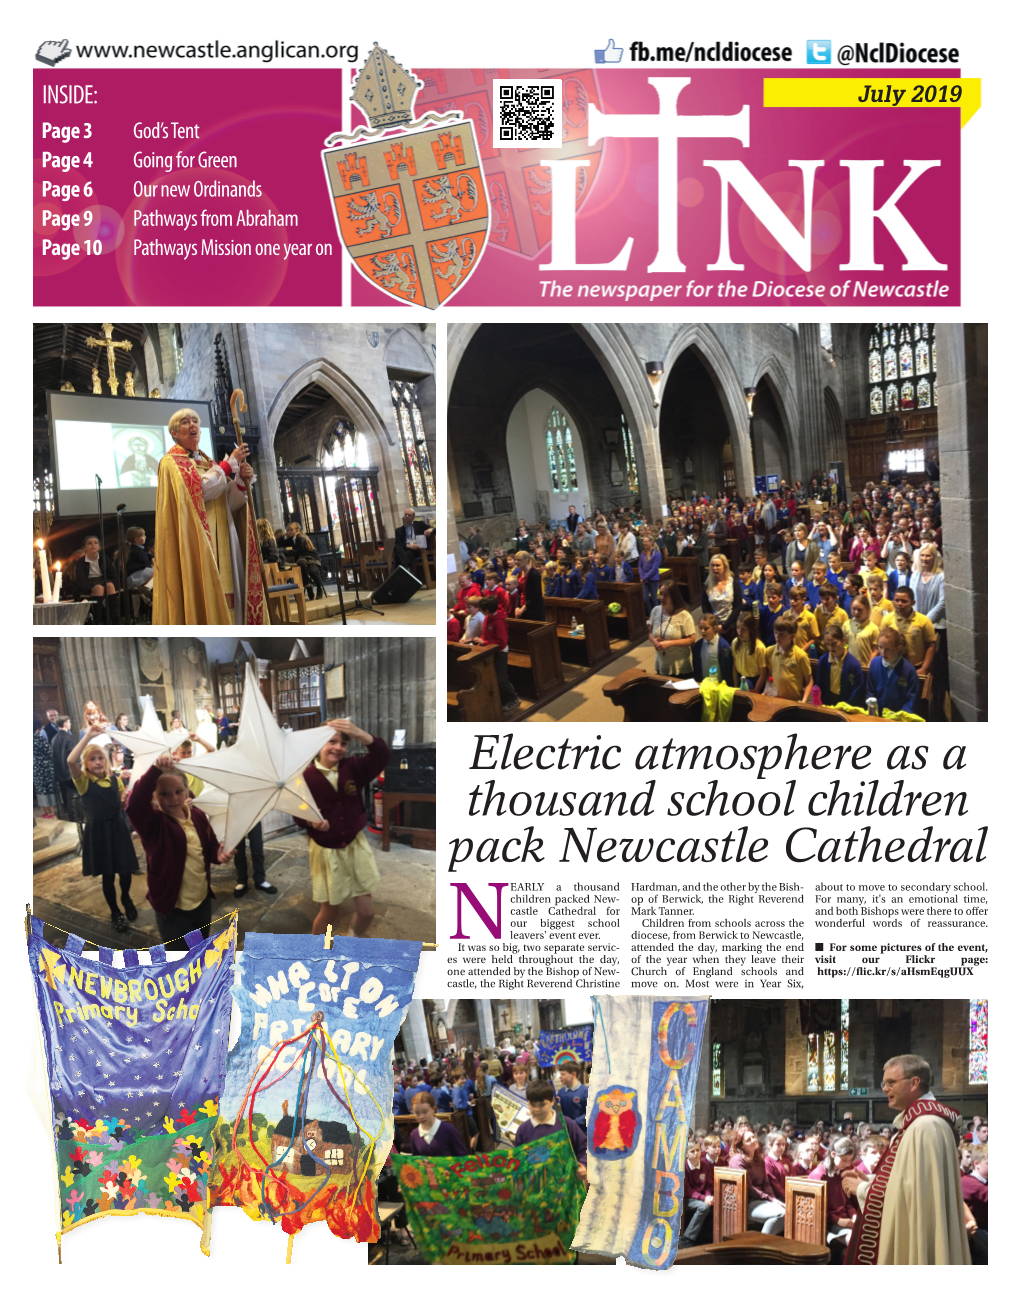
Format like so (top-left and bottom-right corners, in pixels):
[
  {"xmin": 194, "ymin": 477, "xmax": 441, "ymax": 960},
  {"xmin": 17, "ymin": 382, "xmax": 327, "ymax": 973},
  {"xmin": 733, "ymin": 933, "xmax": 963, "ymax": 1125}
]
[{"xmin": 152, "ymin": 407, "xmax": 266, "ymax": 625}]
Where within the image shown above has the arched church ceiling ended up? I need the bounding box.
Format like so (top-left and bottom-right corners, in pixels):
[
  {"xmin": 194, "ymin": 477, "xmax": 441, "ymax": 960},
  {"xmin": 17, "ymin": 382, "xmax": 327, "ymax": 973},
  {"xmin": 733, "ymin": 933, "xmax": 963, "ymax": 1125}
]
[{"xmin": 33, "ymin": 322, "xmax": 152, "ymax": 414}]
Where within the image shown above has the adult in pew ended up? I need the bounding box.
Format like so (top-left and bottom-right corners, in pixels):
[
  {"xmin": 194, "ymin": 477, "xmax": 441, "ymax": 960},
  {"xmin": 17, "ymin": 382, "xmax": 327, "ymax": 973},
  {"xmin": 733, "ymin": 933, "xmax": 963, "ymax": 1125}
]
[
  {"xmin": 807, "ymin": 1137, "xmax": 858, "ymax": 1258},
  {"xmin": 393, "ymin": 507, "xmax": 434, "ymax": 570},
  {"xmin": 817, "ymin": 623, "xmax": 866, "ymax": 708},
  {"xmin": 785, "ymin": 522, "xmax": 819, "ymax": 575},
  {"xmin": 680, "ymin": 520, "xmax": 710, "ymax": 570},
  {"xmin": 692, "ymin": 613, "xmax": 734, "ymax": 685},
  {"xmin": 866, "ymin": 626, "xmax": 920, "ymax": 714},
  {"xmin": 647, "ymin": 580, "xmax": 697, "ymax": 677},
  {"xmin": 701, "ymin": 553, "xmax": 744, "ymax": 637},
  {"xmin": 638, "ymin": 534, "xmax": 663, "ymax": 613},
  {"xmin": 407, "ymin": 1091, "xmax": 468, "ymax": 1157},
  {"xmin": 69, "ymin": 535, "xmax": 119, "ymax": 621},
  {"xmin": 513, "ymin": 551, "xmax": 545, "ymax": 621},
  {"xmin": 473, "ymin": 596, "xmax": 520, "ymax": 713},
  {"xmin": 842, "ymin": 1054, "xmax": 971, "ymax": 1265},
  {"xmin": 728, "ymin": 1129, "xmax": 786, "ymax": 1235}
]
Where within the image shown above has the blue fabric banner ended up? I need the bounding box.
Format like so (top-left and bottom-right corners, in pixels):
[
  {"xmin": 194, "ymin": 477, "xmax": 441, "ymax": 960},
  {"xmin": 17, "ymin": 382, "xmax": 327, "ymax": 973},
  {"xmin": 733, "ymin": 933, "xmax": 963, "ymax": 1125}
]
[
  {"xmin": 536, "ymin": 1026, "xmax": 593, "ymax": 1067},
  {"xmin": 208, "ymin": 934, "xmax": 421, "ymax": 1241},
  {"xmin": 28, "ymin": 915, "xmax": 237, "ymax": 1248}
]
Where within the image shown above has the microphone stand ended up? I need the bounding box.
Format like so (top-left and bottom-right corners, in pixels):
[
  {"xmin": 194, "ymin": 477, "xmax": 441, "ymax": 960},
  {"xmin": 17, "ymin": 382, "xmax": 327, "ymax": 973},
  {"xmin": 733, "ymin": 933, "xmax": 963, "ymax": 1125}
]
[
  {"xmin": 115, "ymin": 504, "xmax": 128, "ymax": 623},
  {"xmin": 94, "ymin": 474, "xmax": 111, "ymax": 626}
]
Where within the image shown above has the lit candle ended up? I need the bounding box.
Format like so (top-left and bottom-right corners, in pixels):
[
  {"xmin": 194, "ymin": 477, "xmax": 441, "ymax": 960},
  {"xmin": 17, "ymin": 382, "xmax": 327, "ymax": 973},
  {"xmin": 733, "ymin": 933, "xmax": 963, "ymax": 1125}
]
[
  {"xmin": 53, "ymin": 562, "xmax": 63, "ymax": 603},
  {"xmin": 37, "ymin": 539, "xmax": 51, "ymax": 603}
]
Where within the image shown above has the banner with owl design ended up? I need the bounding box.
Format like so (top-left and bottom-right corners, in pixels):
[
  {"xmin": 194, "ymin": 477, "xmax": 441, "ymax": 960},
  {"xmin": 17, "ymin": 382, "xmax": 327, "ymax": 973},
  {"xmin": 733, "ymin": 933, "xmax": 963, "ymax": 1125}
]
[
  {"xmin": 28, "ymin": 915, "xmax": 237, "ymax": 1255},
  {"xmin": 573, "ymin": 996, "xmax": 708, "ymax": 1269}
]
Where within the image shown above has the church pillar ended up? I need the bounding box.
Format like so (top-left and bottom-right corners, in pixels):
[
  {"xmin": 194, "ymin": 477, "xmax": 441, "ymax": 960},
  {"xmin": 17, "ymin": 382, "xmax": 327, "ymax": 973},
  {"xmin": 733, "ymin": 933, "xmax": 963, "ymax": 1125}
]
[
  {"xmin": 402, "ymin": 998, "xmax": 432, "ymax": 1065},
  {"xmin": 940, "ymin": 323, "xmax": 987, "ymax": 722},
  {"xmin": 695, "ymin": 1000, "xmax": 712, "ymax": 1122},
  {"xmin": 476, "ymin": 999, "xmax": 497, "ymax": 1050},
  {"xmin": 58, "ymin": 639, "xmax": 143, "ymax": 733},
  {"xmin": 232, "ymin": 324, "xmax": 283, "ymax": 531},
  {"xmin": 637, "ymin": 415, "xmax": 667, "ymax": 519},
  {"xmin": 796, "ymin": 324, "xmax": 827, "ymax": 480},
  {"xmin": 446, "ymin": 461, "xmax": 462, "ymax": 595}
]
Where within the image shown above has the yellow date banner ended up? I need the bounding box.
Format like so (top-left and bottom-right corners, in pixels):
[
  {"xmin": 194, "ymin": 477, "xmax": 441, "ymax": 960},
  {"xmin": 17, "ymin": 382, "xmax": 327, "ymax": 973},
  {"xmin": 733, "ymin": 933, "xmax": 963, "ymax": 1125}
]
[{"xmin": 764, "ymin": 78, "xmax": 981, "ymax": 127}]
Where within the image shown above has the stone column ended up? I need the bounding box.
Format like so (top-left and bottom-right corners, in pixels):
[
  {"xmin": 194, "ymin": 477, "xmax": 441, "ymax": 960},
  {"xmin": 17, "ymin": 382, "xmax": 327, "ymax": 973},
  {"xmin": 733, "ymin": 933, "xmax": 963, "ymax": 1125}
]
[
  {"xmin": 695, "ymin": 1000, "xmax": 712, "ymax": 1123},
  {"xmin": 476, "ymin": 1000, "xmax": 497, "ymax": 1050},
  {"xmin": 796, "ymin": 323, "xmax": 826, "ymax": 480},
  {"xmin": 940, "ymin": 324, "xmax": 987, "ymax": 721},
  {"xmin": 402, "ymin": 997, "xmax": 433, "ymax": 1064},
  {"xmin": 445, "ymin": 462, "xmax": 461, "ymax": 596}
]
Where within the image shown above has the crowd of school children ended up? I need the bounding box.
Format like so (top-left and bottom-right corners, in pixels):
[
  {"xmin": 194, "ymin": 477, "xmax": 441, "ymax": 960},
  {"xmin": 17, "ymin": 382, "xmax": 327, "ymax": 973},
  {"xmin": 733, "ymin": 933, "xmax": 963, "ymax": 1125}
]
[
  {"xmin": 451, "ymin": 476, "xmax": 945, "ymax": 717},
  {"xmin": 680, "ymin": 1112, "xmax": 987, "ymax": 1260}
]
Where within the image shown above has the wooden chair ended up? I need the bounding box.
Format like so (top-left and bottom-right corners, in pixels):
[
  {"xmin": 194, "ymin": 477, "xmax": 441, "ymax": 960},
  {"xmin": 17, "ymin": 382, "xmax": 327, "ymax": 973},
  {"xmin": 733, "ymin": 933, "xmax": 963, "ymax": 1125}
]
[
  {"xmin": 505, "ymin": 617, "xmax": 564, "ymax": 704},
  {"xmin": 712, "ymin": 1167, "xmax": 748, "ymax": 1243},
  {"xmin": 357, "ymin": 541, "xmax": 390, "ymax": 590},
  {"xmin": 543, "ymin": 596, "xmax": 612, "ymax": 668},
  {"xmin": 448, "ymin": 642, "xmax": 501, "ymax": 722},
  {"xmin": 264, "ymin": 562, "xmax": 307, "ymax": 625},
  {"xmin": 784, "ymin": 1177, "xmax": 827, "ymax": 1246}
]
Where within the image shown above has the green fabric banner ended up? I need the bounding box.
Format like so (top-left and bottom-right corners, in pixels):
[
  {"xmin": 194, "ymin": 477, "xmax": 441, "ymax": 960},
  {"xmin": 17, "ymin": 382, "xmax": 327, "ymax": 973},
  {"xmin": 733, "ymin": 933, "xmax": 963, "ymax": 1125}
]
[{"xmin": 392, "ymin": 1129, "xmax": 585, "ymax": 1264}]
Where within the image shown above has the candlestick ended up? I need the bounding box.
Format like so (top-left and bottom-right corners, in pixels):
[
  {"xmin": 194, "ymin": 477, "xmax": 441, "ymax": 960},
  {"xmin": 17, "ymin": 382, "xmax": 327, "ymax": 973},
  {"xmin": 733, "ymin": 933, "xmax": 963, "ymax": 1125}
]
[
  {"xmin": 53, "ymin": 562, "xmax": 63, "ymax": 604},
  {"xmin": 37, "ymin": 539, "xmax": 51, "ymax": 603}
]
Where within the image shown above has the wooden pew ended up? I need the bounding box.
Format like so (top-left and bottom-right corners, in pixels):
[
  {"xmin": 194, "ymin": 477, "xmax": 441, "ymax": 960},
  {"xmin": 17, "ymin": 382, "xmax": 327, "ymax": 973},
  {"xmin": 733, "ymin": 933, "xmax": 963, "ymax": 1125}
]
[
  {"xmin": 602, "ymin": 670, "xmax": 894, "ymax": 722},
  {"xmin": 710, "ymin": 538, "xmax": 742, "ymax": 570},
  {"xmin": 713, "ymin": 1167, "xmax": 748, "ymax": 1242},
  {"xmin": 506, "ymin": 617, "xmax": 564, "ymax": 704},
  {"xmin": 784, "ymin": 1177, "xmax": 827, "ymax": 1246},
  {"xmin": 543, "ymin": 596, "xmax": 612, "ymax": 668},
  {"xmin": 673, "ymin": 1233, "xmax": 829, "ymax": 1265},
  {"xmin": 595, "ymin": 580, "xmax": 646, "ymax": 641},
  {"xmin": 662, "ymin": 555, "xmax": 703, "ymax": 605},
  {"xmin": 448, "ymin": 642, "xmax": 501, "ymax": 722}
]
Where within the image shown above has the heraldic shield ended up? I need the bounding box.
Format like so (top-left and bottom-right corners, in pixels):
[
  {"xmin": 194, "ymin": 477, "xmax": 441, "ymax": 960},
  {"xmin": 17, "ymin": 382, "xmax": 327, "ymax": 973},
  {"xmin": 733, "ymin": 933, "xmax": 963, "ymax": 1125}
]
[{"xmin": 323, "ymin": 46, "xmax": 489, "ymax": 309}]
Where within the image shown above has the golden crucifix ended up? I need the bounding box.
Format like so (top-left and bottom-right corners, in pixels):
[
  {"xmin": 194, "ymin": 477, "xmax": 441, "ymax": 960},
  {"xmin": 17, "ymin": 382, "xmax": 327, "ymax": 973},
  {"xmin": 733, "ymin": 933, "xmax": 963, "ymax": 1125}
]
[{"xmin": 85, "ymin": 323, "xmax": 133, "ymax": 395}]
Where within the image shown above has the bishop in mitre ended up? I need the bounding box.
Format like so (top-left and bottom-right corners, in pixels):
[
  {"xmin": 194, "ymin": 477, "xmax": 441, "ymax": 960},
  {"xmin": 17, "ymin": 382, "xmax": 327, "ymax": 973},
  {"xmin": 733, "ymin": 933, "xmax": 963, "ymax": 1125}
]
[{"xmin": 153, "ymin": 408, "xmax": 267, "ymax": 624}]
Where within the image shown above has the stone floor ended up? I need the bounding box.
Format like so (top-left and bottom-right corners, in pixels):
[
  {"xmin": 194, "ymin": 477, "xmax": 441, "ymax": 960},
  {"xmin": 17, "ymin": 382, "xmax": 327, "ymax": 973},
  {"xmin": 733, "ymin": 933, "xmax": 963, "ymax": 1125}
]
[
  {"xmin": 32, "ymin": 815, "xmax": 436, "ymax": 951},
  {"xmin": 301, "ymin": 586, "xmax": 437, "ymax": 628}
]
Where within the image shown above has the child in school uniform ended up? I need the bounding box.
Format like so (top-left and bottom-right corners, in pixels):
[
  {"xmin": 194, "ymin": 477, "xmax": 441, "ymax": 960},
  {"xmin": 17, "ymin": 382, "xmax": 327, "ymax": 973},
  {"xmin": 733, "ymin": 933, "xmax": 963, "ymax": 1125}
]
[
  {"xmin": 68, "ymin": 724, "xmax": 139, "ymax": 933},
  {"xmin": 784, "ymin": 560, "xmax": 812, "ymax": 607},
  {"xmin": 733, "ymin": 610, "xmax": 768, "ymax": 692},
  {"xmin": 681, "ymin": 1135, "xmax": 715, "ymax": 1248},
  {"xmin": 505, "ymin": 573, "xmax": 522, "ymax": 615},
  {"xmin": 737, "ymin": 562, "xmax": 758, "ymax": 606},
  {"xmin": 841, "ymin": 572, "xmax": 865, "ymax": 616},
  {"xmin": 447, "ymin": 595, "xmax": 461, "ymax": 641},
  {"xmin": 543, "ymin": 560, "xmax": 561, "ymax": 599},
  {"xmin": 756, "ymin": 561, "xmax": 784, "ymax": 608},
  {"xmin": 692, "ymin": 613, "xmax": 734, "ymax": 684},
  {"xmin": 846, "ymin": 595, "xmax": 880, "ymax": 665},
  {"xmin": 571, "ymin": 557, "xmax": 599, "ymax": 599},
  {"xmin": 766, "ymin": 615, "xmax": 814, "ymax": 702},
  {"xmin": 886, "ymin": 549, "xmax": 914, "ymax": 596},
  {"xmin": 866, "ymin": 573, "xmax": 895, "ymax": 628},
  {"xmin": 815, "ymin": 582, "xmax": 850, "ymax": 644},
  {"xmin": 816, "ymin": 623, "xmax": 866, "ymax": 708},
  {"xmin": 806, "ymin": 560, "xmax": 829, "ymax": 609},
  {"xmin": 474, "ymin": 596, "xmax": 520, "ymax": 713},
  {"xmin": 865, "ymin": 625, "xmax": 921, "ymax": 713},
  {"xmin": 461, "ymin": 594, "xmax": 485, "ymax": 642},
  {"xmin": 758, "ymin": 582, "xmax": 786, "ymax": 647},
  {"xmin": 612, "ymin": 554, "xmax": 635, "ymax": 583},
  {"xmin": 482, "ymin": 569, "xmax": 510, "ymax": 613},
  {"xmin": 788, "ymin": 587, "xmax": 820, "ymax": 656}
]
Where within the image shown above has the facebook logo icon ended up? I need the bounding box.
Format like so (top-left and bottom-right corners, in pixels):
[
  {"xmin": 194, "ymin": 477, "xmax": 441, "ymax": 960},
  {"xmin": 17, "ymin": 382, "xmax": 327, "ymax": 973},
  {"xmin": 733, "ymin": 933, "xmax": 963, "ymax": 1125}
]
[{"xmin": 806, "ymin": 40, "xmax": 832, "ymax": 64}]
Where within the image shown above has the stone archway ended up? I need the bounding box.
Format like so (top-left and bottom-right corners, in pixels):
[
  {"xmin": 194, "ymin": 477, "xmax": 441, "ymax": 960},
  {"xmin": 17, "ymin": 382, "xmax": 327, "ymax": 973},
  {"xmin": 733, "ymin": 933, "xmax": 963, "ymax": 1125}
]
[{"xmin": 262, "ymin": 358, "xmax": 400, "ymax": 532}]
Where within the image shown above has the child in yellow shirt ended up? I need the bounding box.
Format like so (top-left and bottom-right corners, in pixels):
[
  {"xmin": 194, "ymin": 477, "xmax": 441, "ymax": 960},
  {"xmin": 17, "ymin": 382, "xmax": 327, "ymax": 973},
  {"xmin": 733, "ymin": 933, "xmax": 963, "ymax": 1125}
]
[
  {"xmin": 866, "ymin": 573, "xmax": 894, "ymax": 628},
  {"xmin": 846, "ymin": 595, "xmax": 880, "ymax": 665},
  {"xmin": 733, "ymin": 610, "xmax": 768, "ymax": 692},
  {"xmin": 815, "ymin": 582, "xmax": 850, "ymax": 644},
  {"xmin": 788, "ymin": 587, "xmax": 819, "ymax": 653},
  {"xmin": 766, "ymin": 615, "xmax": 814, "ymax": 702}
]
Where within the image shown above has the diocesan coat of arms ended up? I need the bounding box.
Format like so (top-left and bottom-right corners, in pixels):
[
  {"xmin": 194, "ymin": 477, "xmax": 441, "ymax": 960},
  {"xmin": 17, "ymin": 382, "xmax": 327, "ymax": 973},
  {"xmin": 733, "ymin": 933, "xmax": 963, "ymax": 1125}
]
[{"xmin": 323, "ymin": 44, "xmax": 489, "ymax": 309}]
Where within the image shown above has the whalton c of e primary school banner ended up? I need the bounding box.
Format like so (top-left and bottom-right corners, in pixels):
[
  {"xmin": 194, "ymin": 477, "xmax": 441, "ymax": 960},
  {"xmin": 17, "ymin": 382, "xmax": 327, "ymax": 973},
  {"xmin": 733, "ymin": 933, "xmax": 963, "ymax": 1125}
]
[
  {"xmin": 28, "ymin": 915, "xmax": 237, "ymax": 1254},
  {"xmin": 573, "ymin": 996, "xmax": 708, "ymax": 1269},
  {"xmin": 536, "ymin": 1026, "xmax": 593, "ymax": 1067},
  {"xmin": 207, "ymin": 934, "xmax": 421, "ymax": 1244},
  {"xmin": 393, "ymin": 1127, "xmax": 586, "ymax": 1264}
]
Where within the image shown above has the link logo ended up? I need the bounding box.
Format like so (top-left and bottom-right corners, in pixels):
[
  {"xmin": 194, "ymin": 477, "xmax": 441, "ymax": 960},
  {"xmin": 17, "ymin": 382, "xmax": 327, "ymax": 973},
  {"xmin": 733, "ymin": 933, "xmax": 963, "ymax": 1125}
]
[{"xmin": 806, "ymin": 39, "xmax": 832, "ymax": 65}]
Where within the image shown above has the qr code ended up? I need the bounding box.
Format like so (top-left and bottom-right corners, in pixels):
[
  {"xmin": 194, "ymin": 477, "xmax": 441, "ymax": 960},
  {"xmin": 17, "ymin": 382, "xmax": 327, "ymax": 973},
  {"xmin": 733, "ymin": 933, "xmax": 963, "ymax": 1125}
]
[{"xmin": 492, "ymin": 79, "xmax": 561, "ymax": 148}]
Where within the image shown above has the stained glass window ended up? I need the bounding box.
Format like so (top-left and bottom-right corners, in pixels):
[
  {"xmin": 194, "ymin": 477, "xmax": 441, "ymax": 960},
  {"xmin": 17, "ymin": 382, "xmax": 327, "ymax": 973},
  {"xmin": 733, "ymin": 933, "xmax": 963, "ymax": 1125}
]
[
  {"xmin": 546, "ymin": 430, "xmax": 560, "ymax": 491},
  {"xmin": 390, "ymin": 379, "xmax": 435, "ymax": 509},
  {"xmin": 323, "ymin": 419, "xmax": 372, "ymax": 527},
  {"xmin": 621, "ymin": 414, "xmax": 640, "ymax": 492},
  {"xmin": 822, "ymin": 1031, "xmax": 836, "ymax": 1091},
  {"xmin": 869, "ymin": 324, "xmax": 939, "ymax": 415},
  {"xmin": 840, "ymin": 1000, "xmax": 850, "ymax": 1091},
  {"xmin": 889, "ymin": 449, "xmax": 926, "ymax": 473},
  {"xmin": 807, "ymin": 1034, "xmax": 819, "ymax": 1092},
  {"xmin": 712, "ymin": 1042, "xmax": 723, "ymax": 1097},
  {"xmin": 564, "ymin": 428, "xmax": 578, "ymax": 489},
  {"xmin": 969, "ymin": 999, "xmax": 988, "ymax": 1084}
]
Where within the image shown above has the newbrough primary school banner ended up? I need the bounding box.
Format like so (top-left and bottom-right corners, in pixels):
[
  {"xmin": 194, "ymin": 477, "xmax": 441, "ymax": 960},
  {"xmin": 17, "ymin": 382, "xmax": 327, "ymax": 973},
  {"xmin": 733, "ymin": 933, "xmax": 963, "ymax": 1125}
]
[
  {"xmin": 573, "ymin": 996, "xmax": 708, "ymax": 1268},
  {"xmin": 207, "ymin": 934, "xmax": 420, "ymax": 1246},
  {"xmin": 28, "ymin": 915, "xmax": 237, "ymax": 1254},
  {"xmin": 392, "ymin": 1127, "xmax": 585, "ymax": 1264}
]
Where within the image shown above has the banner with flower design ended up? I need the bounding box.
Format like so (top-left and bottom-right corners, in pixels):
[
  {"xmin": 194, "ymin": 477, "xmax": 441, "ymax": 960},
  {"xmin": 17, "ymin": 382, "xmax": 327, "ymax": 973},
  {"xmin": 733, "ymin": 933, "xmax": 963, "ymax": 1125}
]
[
  {"xmin": 391, "ymin": 1129, "xmax": 585, "ymax": 1264},
  {"xmin": 28, "ymin": 915, "xmax": 237, "ymax": 1253},
  {"xmin": 207, "ymin": 934, "xmax": 421, "ymax": 1246}
]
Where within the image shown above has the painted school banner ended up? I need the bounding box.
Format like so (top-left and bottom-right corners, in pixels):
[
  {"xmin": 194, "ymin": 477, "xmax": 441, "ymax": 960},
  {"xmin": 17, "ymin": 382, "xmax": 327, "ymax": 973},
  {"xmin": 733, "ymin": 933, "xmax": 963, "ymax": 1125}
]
[
  {"xmin": 28, "ymin": 915, "xmax": 237, "ymax": 1253},
  {"xmin": 572, "ymin": 996, "xmax": 708, "ymax": 1268},
  {"xmin": 392, "ymin": 1128, "xmax": 585, "ymax": 1264},
  {"xmin": 536, "ymin": 1025, "xmax": 593, "ymax": 1067},
  {"xmin": 207, "ymin": 934, "xmax": 420, "ymax": 1244}
]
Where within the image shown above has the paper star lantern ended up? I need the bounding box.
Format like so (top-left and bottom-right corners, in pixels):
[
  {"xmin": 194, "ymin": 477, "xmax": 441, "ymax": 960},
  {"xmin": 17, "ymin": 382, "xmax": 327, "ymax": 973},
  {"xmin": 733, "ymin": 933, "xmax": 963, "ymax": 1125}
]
[
  {"xmin": 191, "ymin": 782, "xmax": 228, "ymax": 842},
  {"xmin": 175, "ymin": 662, "xmax": 334, "ymax": 851},
  {"xmin": 109, "ymin": 701, "xmax": 179, "ymax": 782}
]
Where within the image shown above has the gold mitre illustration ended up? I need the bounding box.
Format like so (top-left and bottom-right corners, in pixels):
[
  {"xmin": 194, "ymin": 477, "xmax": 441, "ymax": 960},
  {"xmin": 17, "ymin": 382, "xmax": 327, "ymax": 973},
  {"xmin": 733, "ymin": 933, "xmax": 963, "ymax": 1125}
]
[{"xmin": 352, "ymin": 44, "xmax": 424, "ymax": 130}]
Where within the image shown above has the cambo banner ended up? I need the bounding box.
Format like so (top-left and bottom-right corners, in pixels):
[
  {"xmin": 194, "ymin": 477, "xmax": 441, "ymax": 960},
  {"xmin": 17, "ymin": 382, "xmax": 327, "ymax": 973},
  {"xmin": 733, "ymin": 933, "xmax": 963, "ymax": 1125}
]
[
  {"xmin": 392, "ymin": 1128, "xmax": 585, "ymax": 1264},
  {"xmin": 28, "ymin": 915, "xmax": 237, "ymax": 1254},
  {"xmin": 536, "ymin": 1025, "xmax": 593, "ymax": 1067},
  {"xmin": 207, "ymin": 934, "xmax": 421, "ymax": 1245},
  {"xmin": 572, "ymin": 996, "xmax": 708, "ymax": 1268}
]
